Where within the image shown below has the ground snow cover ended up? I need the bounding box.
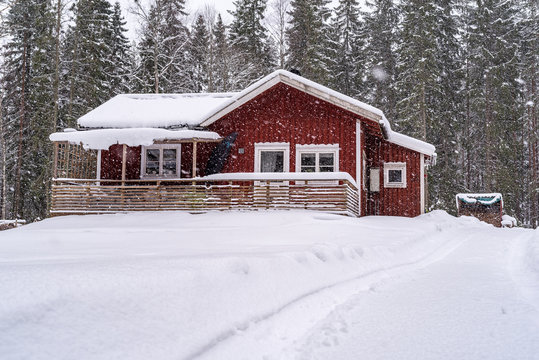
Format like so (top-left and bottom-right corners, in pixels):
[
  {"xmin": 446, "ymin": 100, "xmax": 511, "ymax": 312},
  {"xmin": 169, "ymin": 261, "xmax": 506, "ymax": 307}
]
[{"xmin": 0, "ymin": 210, "xmax": 538, "ymax": 359}]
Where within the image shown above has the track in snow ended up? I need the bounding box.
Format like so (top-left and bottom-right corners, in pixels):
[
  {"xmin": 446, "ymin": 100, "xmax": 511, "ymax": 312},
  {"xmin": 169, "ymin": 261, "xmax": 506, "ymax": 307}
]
[
  {"xmin": 292, "ymin": 229, "xmax": 539, "ymax": 360},
  {"xmin": 198, "ymin": 228, "xmax": 539, "ymax": 360}
]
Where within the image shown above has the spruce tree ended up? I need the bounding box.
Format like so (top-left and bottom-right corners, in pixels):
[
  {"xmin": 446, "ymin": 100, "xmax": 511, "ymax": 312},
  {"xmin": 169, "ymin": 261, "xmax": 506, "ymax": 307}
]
[
  {"xmin": 109, "ymin": 2, "xmax": 132, "ymax": 96},
  {"xmin": 134, "ymin": 0, "xmax": 190, "ymax": 93},
  {"xmin": 328, "ymin": 0, "xmax": 364, "ymax": 96},
  {"xmin": 188, "ymin": 14, "xmax": 209, "ymax": 92},
  {"xmin": 286, "ymin": 0, "xmax": 332, "ymax": 84},
  {"xmin": 362, "ymin": 0, "xmax": 398, "ymax": 121},
  {"xmin": 213, "ymin": 14, "xmax": 230, "ymax": 92},
  {"xmin": 228, "ymin": 0, "xmax": 275, "ymax": 88}
]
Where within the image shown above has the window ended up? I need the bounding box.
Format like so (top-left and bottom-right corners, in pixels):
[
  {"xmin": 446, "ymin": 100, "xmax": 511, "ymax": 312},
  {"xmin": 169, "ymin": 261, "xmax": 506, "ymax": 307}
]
[
  {"xmin": 141, "ymin": 144, "xmax": 181, "ymax": 178},
  {"xmin": 254, "ymin": 143, "xmax": 290, "ymax": 173},
  {"xmin": 296, "ymin": 145, "xmax": 339, "ymax": 173},
  {"xmin": 384, "ymin": 162, "xmax": 406, "ymax": 188}
]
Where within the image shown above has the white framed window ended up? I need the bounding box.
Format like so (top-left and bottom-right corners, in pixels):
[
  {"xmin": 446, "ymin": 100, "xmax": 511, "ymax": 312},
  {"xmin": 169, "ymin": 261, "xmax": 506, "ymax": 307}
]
[
  {"xmin": 141, "ymin": 144, "xmax": 181, "ymax": 178},
  {"xmin": 254, "ymin": 143, "xmax": 290, "ymax": 173},
  {"xmin": 384, "ymin": 162, "xmax": 407, "ymax": 188},
  {"xmin": 295, "ymin": 144, "xmax": 339, "ymax": 173}
]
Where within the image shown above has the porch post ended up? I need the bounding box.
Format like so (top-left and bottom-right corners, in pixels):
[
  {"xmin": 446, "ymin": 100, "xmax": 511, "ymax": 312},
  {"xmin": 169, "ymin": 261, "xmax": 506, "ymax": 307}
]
[
  {"xmin": 53, "ymin": 142, "xmax": 58, "ymax": 178},
  {"xmin": 121, "ymin": 144, "xmax": 127, "ymax": 185},
  {"xmin": 192, "ymin": 141, "xmax": 197, "ymax": 178}
]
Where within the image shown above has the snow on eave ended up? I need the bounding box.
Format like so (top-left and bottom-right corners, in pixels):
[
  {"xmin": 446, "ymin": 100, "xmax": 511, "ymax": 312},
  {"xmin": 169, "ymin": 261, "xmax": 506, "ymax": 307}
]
[
  {"xmin": 49, "ymin": 128, "xmax": 221, "ymax": 150},
  {"xmin": 199, "ymin": 69, "xmax": 436, "ymax": 157}
]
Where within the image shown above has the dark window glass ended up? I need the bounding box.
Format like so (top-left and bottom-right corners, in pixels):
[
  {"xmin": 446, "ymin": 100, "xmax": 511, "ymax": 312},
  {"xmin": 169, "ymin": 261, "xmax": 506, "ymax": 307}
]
[
  {"xmin": 388, "ymin": 169, "xmax": 402, "ymax": 183},
  {"xmin": 146, "ymin": 149, "xmax": 160, "ymax": 175},
  {"xmin": 301, "ymin": 153, "xmax": 316, "ymax": 172},
  {"xmin": 260, "ymin": 151, "xmax": 284, "ymax": 172},
  {"xmin": 319, "ymin": 153, "xmax": 334, "ymax": 172},
  {"xmin": 162, "ymin": 149, "xmax": 177, "ymax": 175}
]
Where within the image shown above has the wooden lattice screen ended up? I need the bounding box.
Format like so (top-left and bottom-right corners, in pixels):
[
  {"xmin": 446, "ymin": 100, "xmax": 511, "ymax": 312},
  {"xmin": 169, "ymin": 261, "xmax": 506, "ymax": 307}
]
[{"xmin": 54, "ymin": 142, "xmax": 98, "ymax": 179}]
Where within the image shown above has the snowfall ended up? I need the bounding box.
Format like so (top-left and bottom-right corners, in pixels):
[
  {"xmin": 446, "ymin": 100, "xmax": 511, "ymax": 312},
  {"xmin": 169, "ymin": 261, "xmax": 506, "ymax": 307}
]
[{"xmin": 1, "ymin": 210, "xmax": 538, "ymax": 360}]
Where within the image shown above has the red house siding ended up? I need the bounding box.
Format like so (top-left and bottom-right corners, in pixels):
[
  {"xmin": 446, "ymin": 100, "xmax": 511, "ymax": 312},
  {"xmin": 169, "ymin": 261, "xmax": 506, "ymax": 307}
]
[
  {"xmin": 203, "ymin": 83, "xmax": 360, "ymax": 179},
  {"xmin": 100, "ymin": 144, "xmax": 141, "ymax": 180},
  {"xmin": 365, "ymin": 133, "xmax": 422, "ymax": 217}
]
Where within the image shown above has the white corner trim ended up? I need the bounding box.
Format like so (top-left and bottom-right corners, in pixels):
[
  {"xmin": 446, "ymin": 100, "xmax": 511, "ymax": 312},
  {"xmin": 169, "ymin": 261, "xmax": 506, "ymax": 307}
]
[
  {"xmin": 420, "ymin": 154, "xmax": 425, "ymax": 214},
  {"xmin": 140, "ymin": 144, "xmax": 182, "ymax": 179},
  {"xmin": 96, "ymin": 149, "xmax": 102, "ymax": 181},
  {"xmin": 254, "ymin": 142, "xmax": 290, "ymax": 172},
  {"xmin": 356, "ymin": 122, "xmax": 361, "ymax": 216},
  {"xmin": 383, "ymin": 162, "xmax": 407, "ymax": 188},
  {"xmin": 295, "ymin": 144, "xmax": 339, "ymax": 173}
]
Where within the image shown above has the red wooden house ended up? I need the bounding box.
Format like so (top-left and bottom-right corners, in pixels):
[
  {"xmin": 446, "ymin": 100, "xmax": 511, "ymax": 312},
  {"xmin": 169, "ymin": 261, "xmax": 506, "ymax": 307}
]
[{"xmin": 50, "ymin": 70, "xmax": 436, "ymax": 217}]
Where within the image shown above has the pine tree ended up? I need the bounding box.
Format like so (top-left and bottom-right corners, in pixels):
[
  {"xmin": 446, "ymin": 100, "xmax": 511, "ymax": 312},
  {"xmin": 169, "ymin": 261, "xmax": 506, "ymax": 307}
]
[
  {"xmin": 228, "ymin": 0, "xmax": 275, "ymax": 88},
  {"xmin": 286, "ymin": 0, "xmax": 332, "ymax": 84}
]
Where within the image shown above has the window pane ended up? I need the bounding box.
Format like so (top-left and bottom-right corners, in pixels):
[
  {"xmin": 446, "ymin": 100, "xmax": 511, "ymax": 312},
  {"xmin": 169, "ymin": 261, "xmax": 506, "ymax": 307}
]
[
  {"xmin": 301, "ymin": 153, "xmax": 316, "ymax": 166},
  {"xmin": 162, "ymin": 149, "xmax": 177, "ymax": 175},
  {"xmin": 163, "ymin": 149, "xmax": 176, "ymax": 161},
  {"xmin": 301, "ymin": 166, "xmax": 316, "ymax": 173},
  {"xmin": 260, "ymin": 151, "xmax": 284, "ymax": 172},
  {"xmin": 319, "ymin": 153, "xmax": 334, "ymax": 166},
  {"xmin": 146, "ymin": 149, "xmax": 160, "ymax": 175},
  {"xmin": 388, "ymin": 169, "xmax": 402, "ymax": 183},
  {"xmin": 319, "ymin": 166, "xmax": 334, "ymax": 173}
]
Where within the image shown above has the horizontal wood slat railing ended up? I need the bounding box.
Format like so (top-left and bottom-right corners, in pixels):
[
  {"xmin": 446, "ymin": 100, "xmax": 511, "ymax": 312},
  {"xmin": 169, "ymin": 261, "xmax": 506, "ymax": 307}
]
[{"xmin": 51, "ymin": 174, "xmax": 360, "ymax": 217}]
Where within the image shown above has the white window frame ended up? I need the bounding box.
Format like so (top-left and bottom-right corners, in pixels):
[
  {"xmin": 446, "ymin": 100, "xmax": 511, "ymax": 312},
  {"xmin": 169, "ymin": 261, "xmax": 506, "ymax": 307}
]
[
  {"xmin": 254, "ymin": 142, "xmax": 290, "ymax": 173},
  {"xmin": 141, "ymin": 144, "xmax": 182, "ymax": 179},
  {"xmin": 295, "ymin": 144, "xmax": 339, "ymax": 173},
  {"xmin": 384, "ymin": 162, "xmax": 407, "ymax": 188}
]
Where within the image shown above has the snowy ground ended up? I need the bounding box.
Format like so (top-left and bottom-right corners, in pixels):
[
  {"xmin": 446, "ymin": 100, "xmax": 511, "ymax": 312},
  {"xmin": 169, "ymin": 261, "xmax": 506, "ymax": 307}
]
[{"xmin": 0, "ymin": 210, "xmax": 538, "ymax": 360}]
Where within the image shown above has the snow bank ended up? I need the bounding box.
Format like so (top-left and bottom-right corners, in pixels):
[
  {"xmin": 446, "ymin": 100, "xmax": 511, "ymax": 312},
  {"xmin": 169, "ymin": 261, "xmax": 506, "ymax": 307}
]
[
  {"xmin": 0, "ymin": 210, "xmax": 483, "ymax": 360},
  {"xmin": 49, "ymin": 128, "xmax": 221, "ymax": 150},
  {"xmin": 77, "ymin": 93, "xmax": 237, "ymax": 129}
]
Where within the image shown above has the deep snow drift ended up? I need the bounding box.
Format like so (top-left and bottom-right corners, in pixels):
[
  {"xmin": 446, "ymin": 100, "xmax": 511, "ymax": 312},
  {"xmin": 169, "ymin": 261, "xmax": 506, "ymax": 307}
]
[{"xmin": 0, "ymin": 210, "xmax": 537, "ymax": 360}]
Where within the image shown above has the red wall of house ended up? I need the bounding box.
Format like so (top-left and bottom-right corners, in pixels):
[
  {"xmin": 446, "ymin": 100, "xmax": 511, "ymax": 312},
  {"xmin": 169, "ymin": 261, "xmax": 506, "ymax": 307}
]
[
  {"xmin": 100, "ymin": 144, "xmax": 141, "ymax": 180},
  {"xmin": 202, "ymin": 83, "xmax": 360, "ymax": 179},
  {"xmin": 365, "ymin": 134, "xmax": 422, "ymax": 217}
]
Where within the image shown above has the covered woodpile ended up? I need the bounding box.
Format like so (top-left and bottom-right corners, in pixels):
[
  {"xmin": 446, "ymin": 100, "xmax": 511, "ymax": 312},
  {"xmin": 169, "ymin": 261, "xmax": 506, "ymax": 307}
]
[{"xmin": 456, "ymin": 193, "xmax": 503, "ymax": 227}]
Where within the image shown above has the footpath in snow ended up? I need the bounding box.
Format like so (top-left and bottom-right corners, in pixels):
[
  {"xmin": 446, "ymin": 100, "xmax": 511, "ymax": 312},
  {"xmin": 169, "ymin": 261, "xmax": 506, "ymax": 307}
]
[{"xmin": 0, "ymin": 210, "xmax": 538, "ymax": 360}]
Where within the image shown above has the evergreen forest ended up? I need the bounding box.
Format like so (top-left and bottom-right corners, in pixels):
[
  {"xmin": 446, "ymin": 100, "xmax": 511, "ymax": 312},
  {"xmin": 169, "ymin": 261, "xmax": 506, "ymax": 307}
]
[{"xmin": 0, "ymin": 0, "xmax": 537, "ymax": 227}]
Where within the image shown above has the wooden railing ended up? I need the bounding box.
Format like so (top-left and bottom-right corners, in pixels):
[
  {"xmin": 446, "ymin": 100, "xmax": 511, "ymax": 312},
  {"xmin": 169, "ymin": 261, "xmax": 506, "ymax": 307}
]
[{"xmin": 51, "ymin": 173, "xmax": 360, "ymax": 217}]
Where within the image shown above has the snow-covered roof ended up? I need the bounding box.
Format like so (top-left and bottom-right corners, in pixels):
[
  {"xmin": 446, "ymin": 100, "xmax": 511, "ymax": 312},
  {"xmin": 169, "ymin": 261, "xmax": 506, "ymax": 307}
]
[
  {"xmin": 456, "ymin": 193, "xmax": 503, "ymax": 208},
  {"xmin": 198, "ymin": 70, "xmax": 436, "ymax": 157},
  {"xmin": 49, "ymin": 128, "xmax": 221, "ymax": 150},
  {"xmin": 77, "ymin": 93, "xmax": 237, "ymax": 129},
  {"xmin": 74, "ymin": 70, "xmax": 435, "ymax": 157}
]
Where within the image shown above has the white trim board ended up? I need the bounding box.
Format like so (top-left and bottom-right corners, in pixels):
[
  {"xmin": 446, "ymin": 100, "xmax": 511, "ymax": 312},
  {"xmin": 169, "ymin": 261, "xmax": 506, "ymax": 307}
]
[{"xmin": 420, "ymin": 154, "xmax": 425, "ymax": 214}]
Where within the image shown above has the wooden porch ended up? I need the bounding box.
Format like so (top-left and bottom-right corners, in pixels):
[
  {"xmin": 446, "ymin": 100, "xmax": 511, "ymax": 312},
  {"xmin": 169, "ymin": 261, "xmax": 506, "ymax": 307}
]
[{"xmin": 51, "ymin": 175, "xmax": 359, "ymax": 217}]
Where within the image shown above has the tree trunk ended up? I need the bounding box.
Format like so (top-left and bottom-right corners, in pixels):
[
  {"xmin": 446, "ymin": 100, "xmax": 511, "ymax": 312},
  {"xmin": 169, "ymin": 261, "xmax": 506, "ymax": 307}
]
[{"xmin": 14, "ymin": 34, "xmax": 28, "ymax": 218}]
